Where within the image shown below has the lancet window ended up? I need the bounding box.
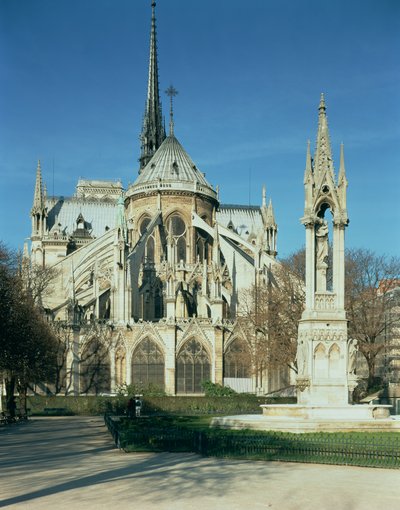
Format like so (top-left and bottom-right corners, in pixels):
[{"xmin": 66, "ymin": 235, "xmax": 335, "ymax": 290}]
[
  {"xmin": 131, "ymin": 338, "xmax": 165, "ymax": 390},
  {"xmin": 80, "ymin": 338, "xmax": 111, "ymax": 395},
  {"xmin": 166, "ymin": 214, "xmax": 187, "ymax": 263},
  {"xmin": 176, "ymin": 339, "xmax": 210, "ymax": 393},
  {"xmin": 224, "ymin": 338, "xmax": 251, "ymax": 378},
  {"xmin": 139, "ymin": 216, "xmax": 155, "ymax": 264},
  {"xmin": 196, "ymin": 228, "xmax": 211, "ymax": 263}
]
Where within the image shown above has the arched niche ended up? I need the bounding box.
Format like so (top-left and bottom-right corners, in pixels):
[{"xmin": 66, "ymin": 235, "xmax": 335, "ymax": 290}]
[
  {"xmin": 314, "ymin": 342, "xmax": 327, "ymax": 379},
  {"xmin": 315, "ymin": 201, "xmax": 333, "ymax": 292},
  {"xmin": 115, "ymin": 344, "xmax": 126, "ymax": 387},
  {"xmin": 328, "ymin": 343, "xmax": 341, "ymax": 378}
]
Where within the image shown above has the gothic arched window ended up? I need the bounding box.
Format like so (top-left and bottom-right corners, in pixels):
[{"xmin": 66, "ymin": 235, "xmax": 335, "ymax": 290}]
[
  {"xmin": 131, "ymin": 338, "xmax": 165, "ymax": 390},
  {"xmin": 224, "ymin": 339, "xmax": 251, "ymax": 378},
  {"xmin": 166, "ymin": 214, "xmax": 187, "ymax": 263},
  {"xmin": 196, "ymin": 228, "xmax": 210, "ymax": 263},
  {"xmin": 176, "ymin": 339, "xmax": 210, "ymax": 393},
  {"xmin": 80, "ymin": 339, "xmax": 111, "ymax": 395},
  {"xmin": 139, "ymin": 216, "xmax": 156, "ymax": 264}
]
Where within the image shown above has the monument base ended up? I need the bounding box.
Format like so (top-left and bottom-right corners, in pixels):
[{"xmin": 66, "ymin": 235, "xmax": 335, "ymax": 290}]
[{"xmin": 211, "ymin": 404, "xmax": 400, "ymax": 433}]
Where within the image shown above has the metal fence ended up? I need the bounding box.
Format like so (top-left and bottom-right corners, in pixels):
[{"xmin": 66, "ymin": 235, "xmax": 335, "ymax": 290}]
[{"xmin": 104, "ymin": 414, "xmax": 400, "ymax": 469}]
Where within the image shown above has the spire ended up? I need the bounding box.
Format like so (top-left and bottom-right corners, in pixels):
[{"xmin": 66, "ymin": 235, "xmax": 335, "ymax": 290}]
[
  {"xmin": 165, "ymin": 85, "xmax": 178, "ymax": 136},
  {"xmin": 31, "ymin": 160, "xmax": 44, "ymax": 214},
  {"xmin": 338, "ymin": 143, "xmax": 347, "ymax": 183},
  {"xmin": 23, "ymin": 239, "xmax": 29, "ymax": 260},
  {"xmin": 265, "ymin": 199, "xmax": 276, "ymax": 227},
  {"xmin": 304, "ymin": 140, "xmax": 313, "ymax": 184},
  {"xmin": 139, "ymin": 1, "xmax": 166, "ymax": 172},
  {"xmin": 116, "ymin": 195, "xmax": 127, "ymax": 235},
  {"xmin": 212, "ymin": 223, "xmax": 221, "ymax": 267},
  {"xmin": 314, "ymin": 93, "xmax": 334, "ymax": 184},
  {"xmin": 337, "ymin": 143, "xmax": 348, "ymax": 211},
  {"xmin": 262, "ymin": 184, "xmax": 267, "ymax": 207}
]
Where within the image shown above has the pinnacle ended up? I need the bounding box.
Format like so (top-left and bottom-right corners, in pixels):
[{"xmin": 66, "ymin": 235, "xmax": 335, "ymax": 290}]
[{"xmin": 319, "ymin": 93, "xmax": 326, "ymax": 111}]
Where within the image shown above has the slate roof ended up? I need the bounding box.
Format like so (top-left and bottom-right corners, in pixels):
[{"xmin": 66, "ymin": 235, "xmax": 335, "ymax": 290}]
[
  {"xmin": 217, "ymin": 204, "xmax": 264, "ymax": 240},
  {"xmin": 133, "ymin": 135, "xmax": 213, "ymax": 189},
  {"xmin": 46, "ymin": 196, "xmax": 118, "ymax": 238}
]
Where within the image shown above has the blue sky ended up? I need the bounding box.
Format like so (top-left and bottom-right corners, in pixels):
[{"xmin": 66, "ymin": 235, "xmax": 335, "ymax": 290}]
[{"xmin": 1, "ymin": 0, "xmax": 399, "ymax": 259}]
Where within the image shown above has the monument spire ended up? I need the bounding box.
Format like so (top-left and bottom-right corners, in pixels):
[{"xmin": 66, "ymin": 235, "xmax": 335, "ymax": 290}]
[
  {"xmin": 139, "ymin": 1, "xmax": 166, "ymax": 172},
  {"xmin": 314, "ymin": 93, "xmax": 334, "ymax": 185}
]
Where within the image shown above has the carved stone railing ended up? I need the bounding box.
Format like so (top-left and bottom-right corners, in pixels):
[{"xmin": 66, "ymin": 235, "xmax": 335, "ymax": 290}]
[
  {"xmin": 126, "ymin": 179, "xmax": 217, "ymax": 201},
  {"xmin": 314, "ymin": 292, "xmax": 336, "ymax": 311}
]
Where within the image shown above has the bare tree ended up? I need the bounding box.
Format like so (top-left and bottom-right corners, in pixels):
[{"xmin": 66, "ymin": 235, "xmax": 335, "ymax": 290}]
[
  {"xmin": 279, "ymin": 247, "xmax": 400, "ymax": 391},
  {"xmin": 0, "ymin": 242, "xmax": 58, "ymax": 417},
  {"xmin": 47, "ymin": 322, "xmax": 71, "ymax": 394},
  {"xmin": 237, "ymin": 263, "xmax": 304, "ymax": 386},
  {"xmin": 20, "ymin": 257, "xmax": 59, "ymax": 307},
  {"xmin": 345, "ymin": 249, "xmax": 400, "ymax": 389}
]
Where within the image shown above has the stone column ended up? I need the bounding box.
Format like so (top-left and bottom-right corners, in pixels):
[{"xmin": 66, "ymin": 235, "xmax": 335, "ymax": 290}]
[
  {"xmin": 304, "ymin": 224, "xmax": 315, "ymax": 310},
  {"xmin": 214, "ymin": 326, "xmax": 224, "ymax": 385},
  {"xmin": 164, "ymin": 325, "xmax": 177, "ymax": 394},
  {"xmin": 126, "ymin": 354, "xmax": 132, "ymax": 386},
  {"xmin": 110, "ymin": 347, "xmax": 116, "ymax": 393}
]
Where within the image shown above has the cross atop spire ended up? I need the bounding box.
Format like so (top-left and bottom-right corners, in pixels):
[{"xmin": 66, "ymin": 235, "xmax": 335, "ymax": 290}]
[
  {"xmin": 165, "ymin": 85, "xmax": 178, "ymax": 136},
  {"xmin": 139, "ymin": 1, "xmax": 166, "ymax": 172}
]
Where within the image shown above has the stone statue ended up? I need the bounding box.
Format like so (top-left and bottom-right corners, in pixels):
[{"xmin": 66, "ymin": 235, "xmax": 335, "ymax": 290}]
[
  {"xmin": 296, "ymin": 339, "xmax": 308, "ymax": 376},
  {"xmin": 316, "ymin": 220, "xmax": 329, "ymax": 267},
  {"xmin": 347, "ymin": 338, "xmax": 358, "ymax": 375}
]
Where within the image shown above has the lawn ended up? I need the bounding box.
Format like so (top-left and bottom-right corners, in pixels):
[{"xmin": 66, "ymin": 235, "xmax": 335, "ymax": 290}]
[{"xmin": 108, "ymin": 414, "xmax": 400, "ymax": 468}]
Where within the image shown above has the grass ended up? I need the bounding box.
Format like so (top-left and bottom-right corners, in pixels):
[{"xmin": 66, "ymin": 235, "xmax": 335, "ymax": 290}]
[
  {"xmin": 111, "ymin": 414, "xmax": 400, "ymax": 468},
  {"xmin": 119, "ymin": 414, "xmax": 400, "ymax": 440}
]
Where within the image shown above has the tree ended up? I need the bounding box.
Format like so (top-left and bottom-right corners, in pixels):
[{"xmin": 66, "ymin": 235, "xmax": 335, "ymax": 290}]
[
  {"xmin": 345, "ymin": 249, "xmax": 400, "ymax": 390},
  {"xmin": 20, "ymin": 255, "xmax": 59, "ymax": 307},
  {"xmin": 278, "ymin": 247, "xmax": 400, "ymax": 391},
  {"xmin": 0, "ymin": 242, "xmax": 58, "ymax": 417},
  {"xmin": 47, "ymin": 321, "xmax": 71, "ymax": 394},
  {"xmin": 237, "ymin": 262, "xmax": 304, "ymax": 386}
]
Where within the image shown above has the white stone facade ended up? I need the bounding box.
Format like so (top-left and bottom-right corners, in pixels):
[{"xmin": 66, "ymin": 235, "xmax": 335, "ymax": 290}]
[{"xmin": 26, "ymin": 5, "xmax": 287, "ymax": 396}]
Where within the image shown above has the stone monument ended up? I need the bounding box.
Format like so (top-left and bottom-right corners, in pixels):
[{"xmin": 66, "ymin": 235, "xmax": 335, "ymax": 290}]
[{"xmin": 213, "ymin": 95, "xmax": 399, "ymax": 431}]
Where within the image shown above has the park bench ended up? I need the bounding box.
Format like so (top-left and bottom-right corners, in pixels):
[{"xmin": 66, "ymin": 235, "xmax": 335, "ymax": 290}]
[
  {"xmin": 0, "ymin": 412, "xmax": 16, "ymax": 424},
  {"xmin": 43, "ymin": 407, "xmax": 68, "ymax": 415}
]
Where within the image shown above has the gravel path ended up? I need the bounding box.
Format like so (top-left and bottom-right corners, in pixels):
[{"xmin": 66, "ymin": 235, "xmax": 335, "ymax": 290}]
[{"xmin": 0, "ymin": 416, "xmax": 399, "ymax": 509}]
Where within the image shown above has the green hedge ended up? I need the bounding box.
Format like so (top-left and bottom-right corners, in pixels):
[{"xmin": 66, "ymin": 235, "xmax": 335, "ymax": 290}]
[{"xmin": 26, "ymin": 395, "xmax": 296, "ymax": 416}]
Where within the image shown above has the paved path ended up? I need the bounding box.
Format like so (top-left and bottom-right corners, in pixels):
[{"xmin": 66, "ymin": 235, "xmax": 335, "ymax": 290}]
[{"xmin": 1, "ymin": 417, "xmax": 399, "ymax": 510}]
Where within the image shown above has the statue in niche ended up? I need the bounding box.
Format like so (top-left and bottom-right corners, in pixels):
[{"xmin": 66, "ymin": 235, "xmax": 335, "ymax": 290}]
[
  {"xmin": 296, "ymin": 339, "xmax": 308, "ymax": 376},
  {"xmin": 316, "ymin": 220, "xmax": 329, "ymax": 268},
  {"xmin": 347, "ymin": 338, "xmax": 358, "ymax": 375},
  {"xmin": 315, "ymin": 219, "xmax": 329, "ymax": 291}
]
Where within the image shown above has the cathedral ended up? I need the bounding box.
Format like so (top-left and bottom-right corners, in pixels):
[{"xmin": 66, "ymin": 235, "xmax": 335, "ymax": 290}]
[{"xmin": 28, "ymin": 4, "xmax": 297, "ymax": 396}]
